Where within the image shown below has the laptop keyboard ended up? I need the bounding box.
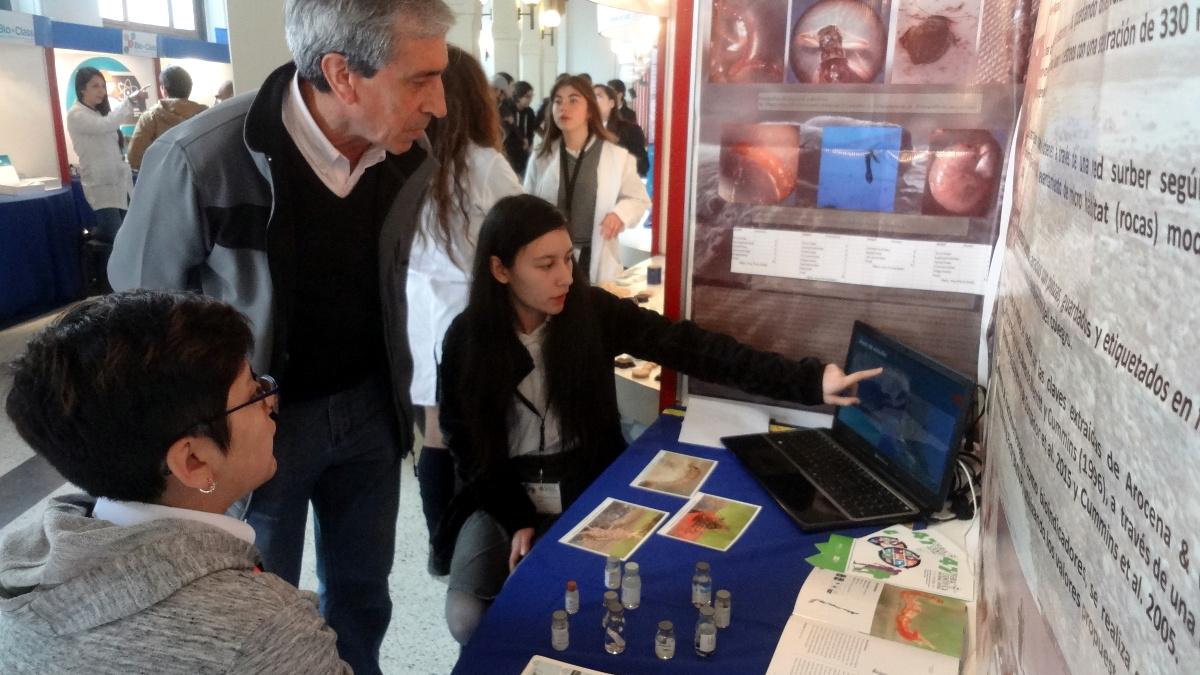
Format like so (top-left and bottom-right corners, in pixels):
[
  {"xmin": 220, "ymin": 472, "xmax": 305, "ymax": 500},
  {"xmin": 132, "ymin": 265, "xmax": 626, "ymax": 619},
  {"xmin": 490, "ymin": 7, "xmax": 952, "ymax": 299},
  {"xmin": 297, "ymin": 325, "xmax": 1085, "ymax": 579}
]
[{"xmin": 774, "ymin": 432, "xmax": 913, "ymax": 519}]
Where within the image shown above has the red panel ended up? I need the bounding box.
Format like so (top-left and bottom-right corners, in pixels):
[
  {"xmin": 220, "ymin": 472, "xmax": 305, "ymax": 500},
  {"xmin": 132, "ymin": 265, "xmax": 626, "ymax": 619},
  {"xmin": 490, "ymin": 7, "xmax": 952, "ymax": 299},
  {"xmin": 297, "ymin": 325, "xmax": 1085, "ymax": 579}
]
[
  {"xmin": 658, "ymin": 0, "xmax": 694, "ymax": 412},
  {"xmin": 44, "ymin": 49, "xmax": 70, "ymax": 185}
]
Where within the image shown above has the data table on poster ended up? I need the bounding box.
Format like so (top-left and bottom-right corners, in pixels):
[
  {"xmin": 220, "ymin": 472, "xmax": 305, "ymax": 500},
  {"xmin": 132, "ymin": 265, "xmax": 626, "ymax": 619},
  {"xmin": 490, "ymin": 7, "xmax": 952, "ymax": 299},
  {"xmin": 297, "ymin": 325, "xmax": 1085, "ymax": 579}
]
[{"xmin": 730, "ymin": 227, "xmax": 992, "ymax": 294}]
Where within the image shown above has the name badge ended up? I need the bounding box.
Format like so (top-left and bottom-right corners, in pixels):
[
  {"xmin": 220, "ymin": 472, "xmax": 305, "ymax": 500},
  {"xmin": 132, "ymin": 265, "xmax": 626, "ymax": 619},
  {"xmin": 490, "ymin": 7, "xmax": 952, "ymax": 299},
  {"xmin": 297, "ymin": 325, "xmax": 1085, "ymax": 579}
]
[{"xmin": 523, "ymin": 481, "xmax": 563, "ymax": 515}]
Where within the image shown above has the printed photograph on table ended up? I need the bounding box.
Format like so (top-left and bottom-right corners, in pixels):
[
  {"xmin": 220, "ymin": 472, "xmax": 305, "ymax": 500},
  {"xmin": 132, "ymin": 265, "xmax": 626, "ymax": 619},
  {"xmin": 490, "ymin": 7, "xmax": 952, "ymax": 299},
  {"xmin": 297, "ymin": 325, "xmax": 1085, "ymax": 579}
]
[
  {"xmin": 708, "ymin": 0, "xmax": 789, "ymax": 83},
  {"xmin": 558, "ymin": 498, "xmax": 669, "ymax": 560},
  {"xmin": 816, "ymin": 126, "xmax": 903, "ymax": 212},
  {"xmin": 630, "ymin": 450, "xmax": 718, "ymax": 498},
  {"xmin": 659, "ymin": 492, "xmax": 761, "ymax": 551},
  {"xmin": 788, "ymin": 0, "xmax": 891, "ymax": 84},
  {"xmin": 888, "ymin": 0, "xmax": 983, "ymax": 84}
]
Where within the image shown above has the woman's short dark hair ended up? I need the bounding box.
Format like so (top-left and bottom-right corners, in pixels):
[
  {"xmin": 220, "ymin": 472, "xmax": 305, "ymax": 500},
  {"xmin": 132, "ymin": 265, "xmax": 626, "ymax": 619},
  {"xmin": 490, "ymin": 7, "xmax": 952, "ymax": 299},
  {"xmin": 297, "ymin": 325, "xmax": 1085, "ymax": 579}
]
[
  {"xmin": 513, "ymin": 80, "xmax": 533, "ymax": 99},
  {"xmin": 5, "ymin": 291, "xmax": 254, "ymax": 503},
  {"xmin": 74, "ymin": 67, "xmax": 111, "ymax": 116}
]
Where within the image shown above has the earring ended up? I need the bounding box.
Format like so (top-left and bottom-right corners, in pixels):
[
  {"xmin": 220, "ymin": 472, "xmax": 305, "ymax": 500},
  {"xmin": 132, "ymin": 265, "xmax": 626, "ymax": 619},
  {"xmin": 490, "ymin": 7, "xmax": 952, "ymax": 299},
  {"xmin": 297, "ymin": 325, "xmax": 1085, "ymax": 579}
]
[{"xmin": 199, "ymin": 479, "xmax": 217, "ymax": 495}]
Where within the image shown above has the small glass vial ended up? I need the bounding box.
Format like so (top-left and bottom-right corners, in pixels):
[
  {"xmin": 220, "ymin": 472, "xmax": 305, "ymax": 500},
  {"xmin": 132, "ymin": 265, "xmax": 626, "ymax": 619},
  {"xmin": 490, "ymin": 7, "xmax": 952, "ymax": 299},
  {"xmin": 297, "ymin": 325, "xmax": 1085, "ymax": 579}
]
[
  {"xmin": 603, "ymin": 601, "xmax": 626, "ymax": 654},
  {"xmin": 621, "ymin": 561, "xmax": 642, "ymax": 609},
  {"xmin": 602, "ymin": 590, "xmax": 618, "ymax": 614},
  {"xmin": 551, "ymin": 610, "xmax": 569, "ymax": 651},
  {"xmin": 654, "ymin": 620, "xmax": 676, "ymax": 660},
  {"xmin": 564, "ymin": 580, "xmax": 580, "ymax": 615},
  {"xmin": 691, "ymin": 561, "xmax": 712, "ymax": 607},
  {"xmin": 714, "ymin": 589, "xmax": 732, "ymax": 628},
  {"xmin": 604, "ymin": 555, "xmax": 622, "ymax": 590},
  {"xmin": 695, "ymin": 605, "xmax": 717, "ymax": 657}
]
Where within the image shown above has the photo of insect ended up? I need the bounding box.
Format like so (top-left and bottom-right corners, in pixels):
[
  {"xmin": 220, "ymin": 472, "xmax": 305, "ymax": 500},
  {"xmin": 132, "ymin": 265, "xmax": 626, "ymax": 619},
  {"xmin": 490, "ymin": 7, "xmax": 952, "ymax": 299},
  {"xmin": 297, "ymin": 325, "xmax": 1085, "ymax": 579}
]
[
  {"xmin": 889, "ymin": 0, "xmax": 981, "ymax": 84},
  {"xmin": 709, "ymin": 0, "xmax": 788, "ymax": 83},
  {"xmin": 789, "ymin": 0, "xmax": 888, "ymax": 84}
]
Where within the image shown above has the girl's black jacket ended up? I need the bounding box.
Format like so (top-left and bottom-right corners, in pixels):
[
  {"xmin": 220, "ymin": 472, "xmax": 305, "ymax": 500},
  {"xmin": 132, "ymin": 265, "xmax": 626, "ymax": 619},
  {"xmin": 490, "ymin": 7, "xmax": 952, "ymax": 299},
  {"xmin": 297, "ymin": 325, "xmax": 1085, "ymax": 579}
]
[{"xmin": 430, "ymin": 286, "xmax": 825, "ymax": 572}]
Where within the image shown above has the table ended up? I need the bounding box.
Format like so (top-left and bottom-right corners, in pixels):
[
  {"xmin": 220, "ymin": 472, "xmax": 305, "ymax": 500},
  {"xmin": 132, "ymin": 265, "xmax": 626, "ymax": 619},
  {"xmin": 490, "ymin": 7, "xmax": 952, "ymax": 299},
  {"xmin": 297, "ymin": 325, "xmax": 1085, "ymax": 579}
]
[
  {"xmin": 454, "ymin": 411, "xmax": 887, "ymax": 674},
  {"xmin": 0, "ymin": 186, "xmax": 84, "ymax": 327}
]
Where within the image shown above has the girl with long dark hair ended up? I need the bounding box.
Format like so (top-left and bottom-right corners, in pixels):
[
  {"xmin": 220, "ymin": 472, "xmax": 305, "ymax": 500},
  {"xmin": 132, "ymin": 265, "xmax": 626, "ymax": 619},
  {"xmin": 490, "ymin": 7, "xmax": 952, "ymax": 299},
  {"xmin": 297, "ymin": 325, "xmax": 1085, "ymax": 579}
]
[
  {"xmin": 594, "ymin": 83, "xmax": 649, "ymax": 177},
  {"xmin": 407, "ymin": 46, "xmax": 523, "ymax": 548},
  {"xmin": 432, "ymin": 194, "xmax": 881, "ymax": 644},
  {"xmin": 523, "ymin": 75, "xmax": 650, "ymax": 283},
  {"xmin": 66, "ymin": 67, "xmax": 147, "ymax": 242}
]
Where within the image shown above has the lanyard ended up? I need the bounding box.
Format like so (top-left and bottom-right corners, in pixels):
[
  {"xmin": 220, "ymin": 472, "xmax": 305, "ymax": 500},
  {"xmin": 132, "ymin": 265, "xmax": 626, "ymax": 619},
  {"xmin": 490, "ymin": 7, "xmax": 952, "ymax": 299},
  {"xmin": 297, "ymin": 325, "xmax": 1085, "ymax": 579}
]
[
  {"xmin": 559, "ymin": 133, "xmax": 593, "ymax": 216},
  {"xmin": 514, "ymin": 389, "xmax": 547, "ymax": 458}
]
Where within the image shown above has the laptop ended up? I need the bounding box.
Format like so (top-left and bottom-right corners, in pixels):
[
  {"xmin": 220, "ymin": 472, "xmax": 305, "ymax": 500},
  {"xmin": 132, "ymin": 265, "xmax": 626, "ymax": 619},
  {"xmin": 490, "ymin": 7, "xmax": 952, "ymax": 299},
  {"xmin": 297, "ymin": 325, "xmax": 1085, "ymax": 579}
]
[{"xmin": 721, "ymin": 321, "xmax": 975, "ymax": 532}]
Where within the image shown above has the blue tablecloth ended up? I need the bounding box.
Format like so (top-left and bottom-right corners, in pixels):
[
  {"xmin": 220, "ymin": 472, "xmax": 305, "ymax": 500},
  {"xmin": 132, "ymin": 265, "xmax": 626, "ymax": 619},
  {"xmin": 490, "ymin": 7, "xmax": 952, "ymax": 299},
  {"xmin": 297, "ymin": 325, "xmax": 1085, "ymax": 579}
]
[
  {"xmin": 0, "ymin": 186, "xmax": 84, "ymax": 326},
  {"xmin": 454, "ymin": 412, "xmax": 877, "ymax": 674}
]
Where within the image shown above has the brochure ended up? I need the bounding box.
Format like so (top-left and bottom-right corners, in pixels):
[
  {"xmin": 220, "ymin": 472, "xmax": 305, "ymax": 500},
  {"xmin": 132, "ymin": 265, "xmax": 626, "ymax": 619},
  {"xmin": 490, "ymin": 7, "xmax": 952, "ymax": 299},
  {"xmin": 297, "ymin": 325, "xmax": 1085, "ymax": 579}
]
[
  {"xmin": 765, "ymin": 568, "xmax": 965, "ymax": 675},
  {"xmin": 520, "ymin": 655, "xmax": 612, "ymax": 675},
  {"xmin": 806, "ymin": 525, "xmax": 974, "ymax": 601}
]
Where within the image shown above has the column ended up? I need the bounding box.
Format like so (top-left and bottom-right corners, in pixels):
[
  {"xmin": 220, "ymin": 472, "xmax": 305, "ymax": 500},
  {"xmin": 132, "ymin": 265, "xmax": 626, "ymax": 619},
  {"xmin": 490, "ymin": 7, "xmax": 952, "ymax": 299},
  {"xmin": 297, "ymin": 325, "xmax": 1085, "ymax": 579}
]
[
  {"xmin": 444, "ymin": 0, "xmax": 482, "ymax": 59},
  {"xmin": 518, "ymin": 7, "xmax": 541, "ymax": 88},
  {"xmin": 491, "ymin": 0, "xmax": 521, "ymax": 77},
  {"xmin": 540, "ymin": 30, "xmax": 558, "ymax": 96}
]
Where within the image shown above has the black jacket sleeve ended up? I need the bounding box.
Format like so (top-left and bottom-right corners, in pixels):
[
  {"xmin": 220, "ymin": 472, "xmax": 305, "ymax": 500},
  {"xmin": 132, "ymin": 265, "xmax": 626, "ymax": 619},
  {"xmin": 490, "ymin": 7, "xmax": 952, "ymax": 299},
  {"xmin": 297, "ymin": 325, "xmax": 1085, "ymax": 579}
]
[{"xmin": 592, "ymin": 287, "xmax": 826, "ymax": 406}]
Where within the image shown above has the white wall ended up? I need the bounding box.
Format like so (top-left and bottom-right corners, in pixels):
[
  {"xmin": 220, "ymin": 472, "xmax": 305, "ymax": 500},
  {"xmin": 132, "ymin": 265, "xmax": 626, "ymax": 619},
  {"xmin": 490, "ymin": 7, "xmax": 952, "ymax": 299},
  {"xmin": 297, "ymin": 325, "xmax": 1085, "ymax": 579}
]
[
  {"xmin": 564, "ymin": 0, "xmax": 618, "ymax": 82},
  {"xmin": 0, "ymin": 42, "xmax": 58, "ymax": 179},
  {"xmin": 225, "ymin": 0, "xmax": 288, "ymax": 94}
]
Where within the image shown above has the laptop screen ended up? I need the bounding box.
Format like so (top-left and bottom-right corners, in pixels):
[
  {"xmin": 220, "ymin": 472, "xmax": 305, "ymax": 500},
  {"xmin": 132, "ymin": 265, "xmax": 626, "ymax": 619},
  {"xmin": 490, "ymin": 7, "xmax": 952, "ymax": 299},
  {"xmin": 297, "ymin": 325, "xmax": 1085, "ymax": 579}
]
[{"xmin": 834, "ymin": 322, "xmax": 974, "ymax": 504}]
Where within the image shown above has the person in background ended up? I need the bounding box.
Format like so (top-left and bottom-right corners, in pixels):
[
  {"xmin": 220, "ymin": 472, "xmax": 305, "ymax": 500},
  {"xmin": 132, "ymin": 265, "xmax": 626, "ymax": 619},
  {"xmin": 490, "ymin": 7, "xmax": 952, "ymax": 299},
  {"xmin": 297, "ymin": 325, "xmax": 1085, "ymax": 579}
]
[
  {"xmin": 107, "ymin": 0, "xmax": 454, "ymax": 672},
  {"xmin": 499, "ymin": 99, "xmax": 525, "ymax": 175},
  {"xmin": 0, "ymin": 290, "xmax": 350, "ymax": 674},
  {"xmin": 512, "ymin": 81, "xmax": 537, "ymax": 174},
  {"xmin": 127, "ymin": 66, "xmax": 208, "ymax": 171},
  {"xmin": 490, "ymin": 73, "xmax": 512, "ymax": 107},
  {"xmin": 594, "ymin": 83, "xmax": 648, "ymax": 178},
  {"xmin": 213, "ymin": 80, "xmax": 234, "ymax": 104},
  {"xmin": 408, "ymin": 45, "xmax": 523, "ymax": 562},
  {"xmin": 607, "ymin": 78, "xmax": 637, "ymax": 125},
  {"xmin": 522, "ymin": 75, "xmax": 649, "ymax": 284},
  {"xmin": 432, "ymin": 194, "xmax": 883, "ymax": 645},
  {"xmin": 66, "ymin": 67, "xmax": 147, "ymax": 242}
]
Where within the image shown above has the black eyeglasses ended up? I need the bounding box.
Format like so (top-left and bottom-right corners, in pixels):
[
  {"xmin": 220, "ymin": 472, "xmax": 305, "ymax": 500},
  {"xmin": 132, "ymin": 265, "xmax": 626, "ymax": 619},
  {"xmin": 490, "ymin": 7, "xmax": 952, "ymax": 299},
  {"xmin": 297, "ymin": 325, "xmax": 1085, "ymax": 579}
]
[{"xmin": 161, "ymin": 374, "xmax": 279, "ymax": 476}]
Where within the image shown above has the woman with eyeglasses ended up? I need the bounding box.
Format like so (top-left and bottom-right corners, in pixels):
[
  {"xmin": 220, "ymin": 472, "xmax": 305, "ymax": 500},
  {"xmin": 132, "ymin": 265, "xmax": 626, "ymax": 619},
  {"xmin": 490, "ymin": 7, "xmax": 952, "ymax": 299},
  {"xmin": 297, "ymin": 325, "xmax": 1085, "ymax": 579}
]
[{"xmin": 0, "ymin": 291, "xmax": 350, "ymax": 673}]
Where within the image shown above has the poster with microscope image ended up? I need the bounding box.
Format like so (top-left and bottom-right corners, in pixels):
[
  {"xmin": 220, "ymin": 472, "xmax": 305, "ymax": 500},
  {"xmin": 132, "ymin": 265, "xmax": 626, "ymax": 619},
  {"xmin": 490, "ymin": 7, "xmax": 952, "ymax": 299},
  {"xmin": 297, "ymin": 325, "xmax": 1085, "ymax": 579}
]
[{"xmin": 685, "ymin": 0, "xmax": 1031, "ymax": 406}]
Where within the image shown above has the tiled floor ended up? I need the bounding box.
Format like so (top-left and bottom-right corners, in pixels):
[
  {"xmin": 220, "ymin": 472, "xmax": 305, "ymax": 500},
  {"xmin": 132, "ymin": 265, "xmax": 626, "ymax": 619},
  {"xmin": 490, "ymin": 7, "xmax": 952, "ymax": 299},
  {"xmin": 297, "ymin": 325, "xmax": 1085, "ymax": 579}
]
[{"xmin": 0, "ymin": 308, "xmax": 459, "ymax": 674}]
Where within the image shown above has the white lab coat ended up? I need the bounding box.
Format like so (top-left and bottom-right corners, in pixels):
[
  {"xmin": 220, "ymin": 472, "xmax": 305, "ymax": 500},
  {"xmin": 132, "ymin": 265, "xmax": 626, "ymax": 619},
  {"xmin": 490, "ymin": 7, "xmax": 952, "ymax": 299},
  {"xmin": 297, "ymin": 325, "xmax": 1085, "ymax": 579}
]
[
  {"xmin": 523, "ymin": 138, "xmax": 651, "ymax": 284},
  {"xmin": 406, "ymin": 144, "xmax": 524, "ymax": 406},
  {"xmin": 67, "ymin": 100, "xmax": 134, "ymax": 211}
]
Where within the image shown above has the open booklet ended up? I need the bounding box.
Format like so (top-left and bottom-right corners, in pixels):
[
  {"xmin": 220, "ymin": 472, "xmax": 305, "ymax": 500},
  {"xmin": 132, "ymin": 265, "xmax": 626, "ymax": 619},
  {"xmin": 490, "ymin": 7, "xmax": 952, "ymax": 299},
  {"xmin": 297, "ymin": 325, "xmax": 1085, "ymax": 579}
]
[
  {"xmin": 766, "ymin": 568, "xmax": 967, "ymax": 675},
  {"xmin": 520, "ymin": 655, "xmax": 612, "ymax": 675}
]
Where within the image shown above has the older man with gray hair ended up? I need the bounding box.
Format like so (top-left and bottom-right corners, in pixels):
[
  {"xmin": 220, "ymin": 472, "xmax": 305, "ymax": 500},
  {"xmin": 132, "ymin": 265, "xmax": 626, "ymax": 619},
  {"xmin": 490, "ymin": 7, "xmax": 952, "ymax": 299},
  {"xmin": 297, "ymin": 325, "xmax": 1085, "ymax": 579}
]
[{"xmin": 108, "ymin": 1, "xmax": 453, "ymax": 672}]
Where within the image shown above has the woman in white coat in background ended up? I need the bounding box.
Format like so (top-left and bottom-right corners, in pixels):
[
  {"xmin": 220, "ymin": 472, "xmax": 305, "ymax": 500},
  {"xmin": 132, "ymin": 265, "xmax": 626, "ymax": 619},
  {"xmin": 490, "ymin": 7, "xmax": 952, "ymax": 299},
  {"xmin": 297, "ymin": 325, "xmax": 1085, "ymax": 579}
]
[
  {"xmin": 408, "ymin": 46, "xmax": 524, "ymax": 551},
  {"xmin": 66, "ymin": 67, "xmax": 146, "ymax": 242},
  {"xmin": 523, "ymin": 75, "xmax": 650, "ymax": 284}
]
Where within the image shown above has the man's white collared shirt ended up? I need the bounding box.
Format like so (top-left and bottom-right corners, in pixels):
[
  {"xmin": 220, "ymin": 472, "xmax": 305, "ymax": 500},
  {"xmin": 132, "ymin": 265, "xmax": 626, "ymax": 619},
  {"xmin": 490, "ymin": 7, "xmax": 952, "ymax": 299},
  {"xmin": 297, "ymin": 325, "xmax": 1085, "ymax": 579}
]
[{"xmin": 280, "ymin": 73, "xmax": 387, "ymax": 198}]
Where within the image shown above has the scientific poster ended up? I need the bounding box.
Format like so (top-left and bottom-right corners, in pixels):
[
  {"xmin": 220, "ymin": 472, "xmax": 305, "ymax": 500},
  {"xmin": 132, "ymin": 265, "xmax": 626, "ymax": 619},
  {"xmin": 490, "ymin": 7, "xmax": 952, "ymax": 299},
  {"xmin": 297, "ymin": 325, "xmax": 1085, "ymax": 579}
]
[
  {"xmin": 687, "ymin": 0, "xmax": 1033, "ymax": 409},
  {"xmin": 978, "ymin": 0, "xmax": 1200, "ymax": 673}
]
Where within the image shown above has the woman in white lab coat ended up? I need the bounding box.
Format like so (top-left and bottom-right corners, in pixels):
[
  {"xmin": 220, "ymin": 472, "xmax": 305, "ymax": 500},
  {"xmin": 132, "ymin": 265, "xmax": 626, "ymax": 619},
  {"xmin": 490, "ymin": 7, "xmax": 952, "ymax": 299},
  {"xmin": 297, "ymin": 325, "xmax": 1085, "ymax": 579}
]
[
  {"xmin": 66, "ymin": 67, "xmax": 145, "ymax": 242},
  {"xmin": 523, "ymin": 75, "xmax": 650, "ymax": 284},
  {"xmin": 408, "ymin": 46, "xmax": 523, "ymax": 545}
]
